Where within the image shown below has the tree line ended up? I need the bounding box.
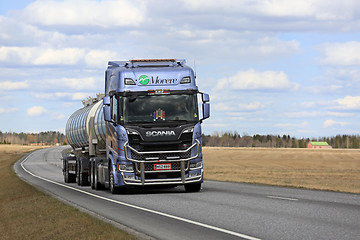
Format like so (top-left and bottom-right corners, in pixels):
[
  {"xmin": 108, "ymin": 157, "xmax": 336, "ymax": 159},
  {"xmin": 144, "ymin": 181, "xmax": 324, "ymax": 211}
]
[
  {"xmin": 0, "ymin": 131, "xmax": 66, "ymax": 145},
  {"xmin": 1, "ymin": 130, "xmax": 359, "ymax": 149},
  {"xmin": 202, "ymin": 131, "xmax": 360, "ymax": 149}
]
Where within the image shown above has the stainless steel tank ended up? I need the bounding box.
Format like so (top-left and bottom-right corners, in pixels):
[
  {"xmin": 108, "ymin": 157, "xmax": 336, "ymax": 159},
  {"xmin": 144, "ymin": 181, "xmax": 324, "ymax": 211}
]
[{"xmin": 66, "ymin": 100, "xmax": 106, "ymax": 149}]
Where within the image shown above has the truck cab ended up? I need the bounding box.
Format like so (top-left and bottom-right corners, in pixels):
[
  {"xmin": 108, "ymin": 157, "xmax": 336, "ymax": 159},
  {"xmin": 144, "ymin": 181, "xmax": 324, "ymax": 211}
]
[{"xmin": 103, "ymin": 59, "xmax": 210, "ymax": 192}]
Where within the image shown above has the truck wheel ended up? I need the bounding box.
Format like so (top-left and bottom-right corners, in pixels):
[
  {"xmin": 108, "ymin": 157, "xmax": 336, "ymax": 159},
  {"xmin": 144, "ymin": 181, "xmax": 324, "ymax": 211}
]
[
  {"xmin": 184, "ymin": 183, "xmax": 201, "ymax": 193},
  {"xmin": 76, "ymin": 159, "xmax": 81, "ymax": 186},
  {"xmin": 76, "ymin": 158, "xmax": 89, "ymax": 186},
  {"xmin": 79, "ymin": 172, "xmax": 88, "ymax": 186},
  {"xmin": 109, "ymin": 170, "xmax": 119, "ymax": 194},
  {"xmin": 90, "ymin": 160, "xmax": 95, "ymax": 189},
  {"xmin": 64, "ymin": 158, "xmax": 76, "ymax": 183},
  {"xmin": 64, "ymin": 160, "xmax": 69, "ymax": 183},
  {"xmin": 94, "ymin": 168, "xmax": 103, "ymax": 190},
  {"xmin": 68, "ymin": 170, "xmax": 76, "ymax": 183}
]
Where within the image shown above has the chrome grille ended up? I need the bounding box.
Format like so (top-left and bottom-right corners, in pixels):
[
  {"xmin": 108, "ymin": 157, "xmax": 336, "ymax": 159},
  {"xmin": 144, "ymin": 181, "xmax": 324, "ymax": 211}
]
[{"xmin": 130, "ymin": 150, "xmax": 191, "ymax": 161}]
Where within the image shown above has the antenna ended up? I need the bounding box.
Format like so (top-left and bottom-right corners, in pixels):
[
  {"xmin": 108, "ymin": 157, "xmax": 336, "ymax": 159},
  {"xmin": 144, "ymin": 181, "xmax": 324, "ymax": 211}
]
[{"xmin": 194, "ymin": 60, "xmax": 197, "ymax": 79}]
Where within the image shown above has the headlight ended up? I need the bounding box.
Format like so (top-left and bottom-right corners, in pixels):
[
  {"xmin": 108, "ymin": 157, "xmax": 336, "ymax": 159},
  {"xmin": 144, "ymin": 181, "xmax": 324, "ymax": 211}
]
[
  {"xmin": 127, "ymin": 129, "xmax": 140, "ymax": 135},
  {"xmin": 182, "ymin": 127, "xmax": 194, "ymax": 134},
  {"xmin": 190, "ymin": 161, "xmax": 202, "ymax": 169},
  {"xmin": 118, "ymin": 164, "xmax": 134, "ymax": 172}
]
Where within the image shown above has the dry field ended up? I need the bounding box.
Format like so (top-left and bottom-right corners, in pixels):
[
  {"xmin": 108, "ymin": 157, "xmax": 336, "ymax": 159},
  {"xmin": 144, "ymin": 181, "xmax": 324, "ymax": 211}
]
[
  {"xmin": 0, "ymin": 145, "xmax": 135, "ymax": 240},
  {"xmin": 203, "ymin": 147, "xmax": 360, "ymax": 194}
]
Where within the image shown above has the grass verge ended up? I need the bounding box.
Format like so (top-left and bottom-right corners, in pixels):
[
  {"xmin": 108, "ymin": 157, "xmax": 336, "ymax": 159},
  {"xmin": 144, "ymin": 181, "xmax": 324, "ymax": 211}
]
[
  {"xmin": 0, "ymin": 145, "xmax": 136, "ymax": 240},
  {"xmin": 203, "ymin": 147, "xmax": 360, "ymax": 194}
]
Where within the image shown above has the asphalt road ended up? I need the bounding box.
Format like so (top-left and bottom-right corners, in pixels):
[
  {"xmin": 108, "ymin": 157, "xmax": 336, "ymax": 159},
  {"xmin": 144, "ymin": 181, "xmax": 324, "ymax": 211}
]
[{"xmin": 14, "ymin": 146, "xmax": 360, "ymax": 240}]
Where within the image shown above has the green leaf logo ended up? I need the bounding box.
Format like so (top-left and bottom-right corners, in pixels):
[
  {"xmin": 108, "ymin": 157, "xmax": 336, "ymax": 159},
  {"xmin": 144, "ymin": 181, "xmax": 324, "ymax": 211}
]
[{"xmin": 139, "ymin": 75, "xmax": 149, "ymax": 85}]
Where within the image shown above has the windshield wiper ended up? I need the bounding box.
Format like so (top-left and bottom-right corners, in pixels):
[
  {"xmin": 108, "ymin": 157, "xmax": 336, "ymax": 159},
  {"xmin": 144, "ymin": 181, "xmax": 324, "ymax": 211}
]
[
  {"xmin": 166, "ymin": 120, "xmax": 192, "ymax": 123},
  {"xmin": 127, "ymin": 120, "xmax": 152, "ymax": 124}
]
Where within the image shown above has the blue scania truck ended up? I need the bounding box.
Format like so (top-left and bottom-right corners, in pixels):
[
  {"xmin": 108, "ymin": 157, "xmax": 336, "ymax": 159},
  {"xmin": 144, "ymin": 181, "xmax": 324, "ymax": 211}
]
[{"xmin": 63, "ymin": 59, "xmax": 210, "ymax": 193}]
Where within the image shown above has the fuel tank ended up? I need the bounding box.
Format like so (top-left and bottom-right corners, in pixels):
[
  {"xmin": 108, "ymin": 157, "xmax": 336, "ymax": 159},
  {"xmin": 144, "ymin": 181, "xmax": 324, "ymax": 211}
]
[{"xmin": 65, "ymin": 99, "xmax": 106, "ymax": 149}]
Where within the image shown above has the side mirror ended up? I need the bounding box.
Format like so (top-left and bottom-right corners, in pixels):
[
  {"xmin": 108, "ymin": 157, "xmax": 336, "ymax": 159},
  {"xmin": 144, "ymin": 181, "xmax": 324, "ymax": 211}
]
[
  {"xmin": 201, "ymin": 103, "xmax": 210, "ymax": 121},
  {"xmin": 103, "ymin": 105, "xmax": 111, "ymax": 122},
  {"xmin": 103, "ymin": 96, "xmax": 111, "ymax": 122},
  {"xmin": 202, "ymin": 93, "xmax": 209, "ymax": 103},
  {"xmin": 103, "ymin": 95, "xmax": 110, "ymax": 106}
]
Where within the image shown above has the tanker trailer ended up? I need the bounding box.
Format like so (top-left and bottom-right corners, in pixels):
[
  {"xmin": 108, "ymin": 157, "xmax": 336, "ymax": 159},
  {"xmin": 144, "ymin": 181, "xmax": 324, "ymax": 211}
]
[
  {"xmin": 63, "ymin": 59, "xmax": 210, "ymax": 194},
  {"xmin": 63, "ymin": 93, "xmax": 106, "ymax": 187}
]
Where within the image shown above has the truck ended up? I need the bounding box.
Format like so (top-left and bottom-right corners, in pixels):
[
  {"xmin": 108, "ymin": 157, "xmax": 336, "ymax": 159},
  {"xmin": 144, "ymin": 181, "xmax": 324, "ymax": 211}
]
[{"xmin": 63, "ymin": 59, "xmax": 210, "ymax": 193}]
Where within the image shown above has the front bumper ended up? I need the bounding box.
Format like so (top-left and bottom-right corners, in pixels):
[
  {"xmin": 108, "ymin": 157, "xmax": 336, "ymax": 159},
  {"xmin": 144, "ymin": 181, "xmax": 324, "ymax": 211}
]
[{"xmin": 121, "ymin": 139, "xmax": 202, "ymax": 186}]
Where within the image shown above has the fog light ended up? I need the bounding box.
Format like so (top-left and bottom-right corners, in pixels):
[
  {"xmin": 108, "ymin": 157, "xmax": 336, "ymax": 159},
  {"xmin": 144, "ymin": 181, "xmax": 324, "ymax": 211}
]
[
  {"xmin": 124, "ymin": 174, "xmax": 135, "ymax": 180},
  {"xmin": 189, "ymin": 171, "xmax": 201, "ymax": 178}
]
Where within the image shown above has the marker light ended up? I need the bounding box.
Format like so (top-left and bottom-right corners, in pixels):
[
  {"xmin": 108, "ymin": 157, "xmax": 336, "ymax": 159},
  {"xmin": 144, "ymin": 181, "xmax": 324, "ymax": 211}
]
[
  {"xmin": 148, "ymin": 89, "xmax": 170, "ymax": 95},
  {"xmin": 180, "ymin": 76, "xmax": 191, "ymax": 84},
  {"xmin": 125, "ymin": 78, "xmax": 136, "ymax": 85}
]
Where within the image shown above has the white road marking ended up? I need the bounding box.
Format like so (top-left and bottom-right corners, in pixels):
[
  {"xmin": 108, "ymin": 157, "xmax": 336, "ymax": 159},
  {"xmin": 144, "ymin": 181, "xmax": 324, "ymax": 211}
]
[
  {"xmin": 20, "ymin": 153, "xmax": 261, "ymax": 240},
  {"xmin": 267, "ymin": 195, "xmax": 299, "ymax": 201}
]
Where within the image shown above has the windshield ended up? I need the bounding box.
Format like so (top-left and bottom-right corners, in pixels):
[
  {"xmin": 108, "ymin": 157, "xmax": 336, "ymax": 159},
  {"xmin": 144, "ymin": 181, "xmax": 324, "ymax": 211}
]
[{"xmin": 121, "ymin": 94, "xmax": 199, "ymax": 124}]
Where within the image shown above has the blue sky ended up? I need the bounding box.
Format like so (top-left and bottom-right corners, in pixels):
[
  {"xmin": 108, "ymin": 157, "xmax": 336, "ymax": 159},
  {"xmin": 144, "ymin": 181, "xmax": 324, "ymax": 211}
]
[{"xmin": 1, "ymin": 0, "xmax": 360, "ymax": 138}]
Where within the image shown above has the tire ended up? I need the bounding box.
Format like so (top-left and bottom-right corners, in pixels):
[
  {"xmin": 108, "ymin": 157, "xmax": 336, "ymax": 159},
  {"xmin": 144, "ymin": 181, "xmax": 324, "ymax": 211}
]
[
  {"xmin": 76, "ymin": 159, "xmax": 81, "ymax": 186},
  {"xmin": 64, "ymin": 158, "xmax": 76, "ymax": 183},
  {"xmin": 64, "ymin": 160, "xmax": 69, "ymax": 183},
  {"xmin": 94, "ymin": 167, "xmax": 103, "ymax": 190},
  {"xmin": 68, "ymin": 171, "xmax": 76, "ymax": 183},
  {"xmin": 109, "ymin": 170, "xmax": 119, "ymax": 194},
  {"xmin": 90, "ymin": 159, "xmax": 95, "ymax": 189},
  {"xmin": 76, "ymin": 158, "xmax": 89, "ymax": 186},
  {"xmin": 184, "ymin": 183, "xmax": 201, "ymax": 193},
  {"xmin": 79, "ymin": 172, "xmax": 88, "ymax": 186}
]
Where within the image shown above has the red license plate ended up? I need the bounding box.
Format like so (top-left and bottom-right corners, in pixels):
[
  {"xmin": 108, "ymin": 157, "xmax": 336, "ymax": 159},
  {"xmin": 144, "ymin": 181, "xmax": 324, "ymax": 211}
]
[{"xmin": 153, "ymin": 163, "xmax": 172, "ymax": 171}]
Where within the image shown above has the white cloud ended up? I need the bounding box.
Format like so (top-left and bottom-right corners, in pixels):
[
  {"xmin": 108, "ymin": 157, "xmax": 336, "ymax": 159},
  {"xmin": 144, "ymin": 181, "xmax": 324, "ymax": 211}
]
[
  {"xmin": 331, "ymin": 96, "xmax": 360, "ymax": 110},
  {"xmin": 216, "ymin": 69, "xmax": 298, "ymax": 91},
  {"xmin": 0, "ymin": 107, "xmax": 17, "ymax": 114},
  {"xmin": 32, "ymin": 92, "xmax": 94, "ymax": 101},
  {"xmin": 34, "ymin": 48, "xmax": 85, "ymax": 65},
  {"xmin": 300, "ymin": 96, "xmax": 360, "ymax": 111},
  {"xmin": 0, "ymin": 46, "xmax": 87, "ymax": 66},
  {"xmin": 17, "ymin": 0, "xmax": 145, "ymax": 28},
  {"xmin": 323, "ymin": 119, "xmax": 348, "ymax": 128},
  {"xmin": 0, "ymin": 81, "xmax": 29, "ymax": 90},
  {"xmin": 181, "ymin": 0, "xmax": 345, "ymax": 19},
  {"xmin": 275, "ymin": 121, "xmax": 309, "ymax": 128},
  {"xmin": 325, "ymin": 111, "xmax": 355, "ymax": 117},
  {"xmin": 213, "ymin": 102, "xmax": 235, "ymax": 111},
  {"xmin": 71, "ymin": 92, "xmax": 93, "ymax": 101},
  {"xmin": 306, "ymin": 85, "xmax": 343, "ymax": 94},
  {"xmin": 286, "ymin": 111, "xmax": 355, "ymax": 118},
  {"xmin": 26, "ymin": 105, "xmax": 65, "ymax": 120},
  {"xmin": 50, "ymin": 112, "xmax": 65, "ymax": 120},
  {"xmin": 48, "ymin": 77, "xmax": 99, "ymax": 91},
  {"xmin": 180, "ymin": 0, "xmax": 360, "ymax": 31},
  {"xmin": 0, "ymin": 46, "xmax": 120, "ymax": 68},
  {"xmin": 85, "ymin": 50, "xmax": 119, "ymax": 67},
  {"xmin": 319, "ymin": 41, "xmax": 360, "ymax": 66},
  {"xmin": 27, "ymin": 106, "xmax": 46, "ymax": 116},
  {"xmin": 286, "ymin": 111, "xmax": 320, "ymax": 118},
  {"xmin": 238, "ymin": 102, "xmax": 265, "ymax": 111}
]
